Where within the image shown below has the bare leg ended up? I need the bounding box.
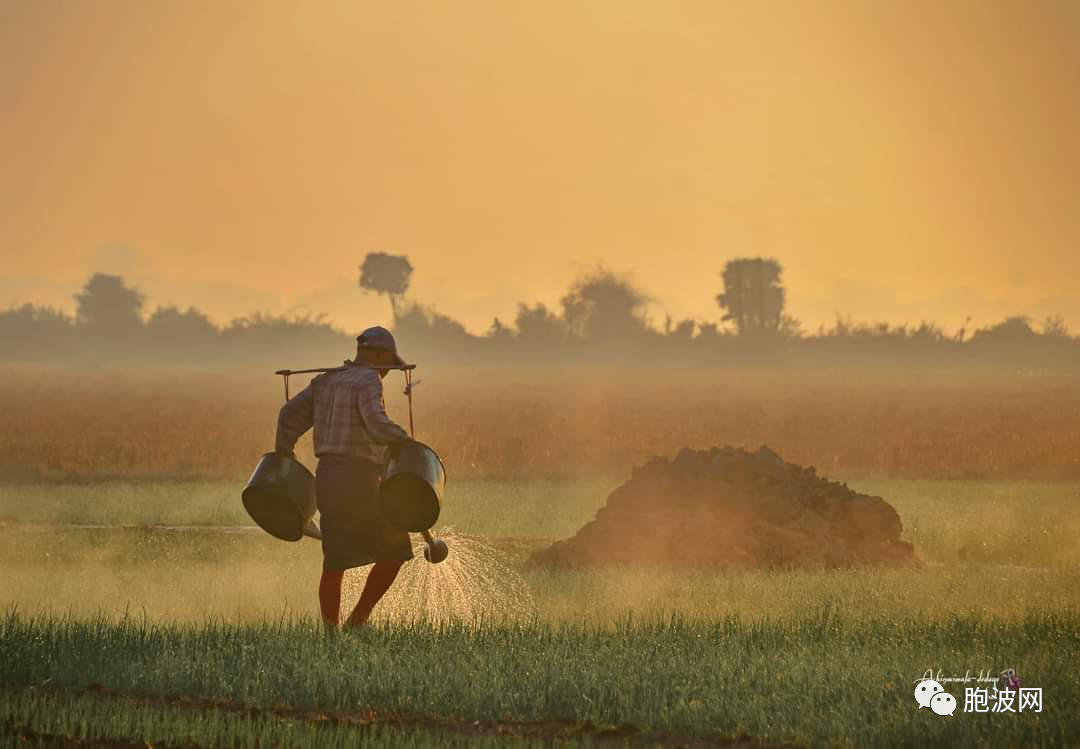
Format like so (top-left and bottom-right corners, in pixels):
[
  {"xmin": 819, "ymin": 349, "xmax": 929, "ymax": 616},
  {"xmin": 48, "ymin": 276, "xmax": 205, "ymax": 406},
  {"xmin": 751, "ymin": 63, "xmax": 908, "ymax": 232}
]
[
  {"xmin": 319, "ymin": 568, "xmax": 345, "ymax": 628},
  {"xmin": 345, "ymin": 560, "xmax": 404, "ymax": 628}
]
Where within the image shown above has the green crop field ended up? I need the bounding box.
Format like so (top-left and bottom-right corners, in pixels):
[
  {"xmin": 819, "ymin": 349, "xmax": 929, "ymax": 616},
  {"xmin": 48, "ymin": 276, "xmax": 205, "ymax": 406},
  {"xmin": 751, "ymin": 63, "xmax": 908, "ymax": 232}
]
[
  {"xmin": 2, "ymin": 475, "xmax": 1079, "ymax": 746},
  {"xmin": 7, "ymin": 0, "xmax": 1080, "ymax": 741},
  {"xmin": 2, "ymin": 610, "xmax": 1078, "ymax": 747}
]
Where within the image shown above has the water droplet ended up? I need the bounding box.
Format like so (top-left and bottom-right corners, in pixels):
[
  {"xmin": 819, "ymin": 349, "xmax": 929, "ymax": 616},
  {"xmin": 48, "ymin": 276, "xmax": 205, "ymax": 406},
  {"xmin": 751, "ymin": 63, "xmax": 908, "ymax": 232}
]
[{"xmin": 342, "ymin": 529, "xmax": 534, "ymax": 625}]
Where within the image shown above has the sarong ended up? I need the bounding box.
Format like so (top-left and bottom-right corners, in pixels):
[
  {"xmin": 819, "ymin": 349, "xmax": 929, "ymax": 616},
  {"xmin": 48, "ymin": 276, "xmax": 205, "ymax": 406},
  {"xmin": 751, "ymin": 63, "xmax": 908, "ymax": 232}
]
[{"xmin": 315, "ymin": 454, "xmax": 414, "ymax": 570}]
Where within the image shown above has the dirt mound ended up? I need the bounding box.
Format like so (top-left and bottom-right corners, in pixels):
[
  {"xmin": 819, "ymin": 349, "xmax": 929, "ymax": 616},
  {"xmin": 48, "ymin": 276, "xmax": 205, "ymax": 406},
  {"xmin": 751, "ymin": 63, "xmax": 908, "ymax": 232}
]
[{"xmin": 530, "ymin": 446, "xmax": 916, "ymax": 569}]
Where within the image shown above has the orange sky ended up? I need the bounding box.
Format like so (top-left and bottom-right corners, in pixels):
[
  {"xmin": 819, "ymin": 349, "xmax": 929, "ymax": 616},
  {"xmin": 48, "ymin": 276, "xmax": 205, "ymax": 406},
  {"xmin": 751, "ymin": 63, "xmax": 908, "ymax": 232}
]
[{"xmin": 2, "ymin": 0, "xmax": 1078, "ymax": 334}]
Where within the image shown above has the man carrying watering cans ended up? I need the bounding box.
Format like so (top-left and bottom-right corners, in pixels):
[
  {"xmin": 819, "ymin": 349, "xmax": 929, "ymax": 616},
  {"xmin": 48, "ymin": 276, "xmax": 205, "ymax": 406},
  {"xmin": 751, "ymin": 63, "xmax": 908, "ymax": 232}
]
[{"xmin": 275, "ymin": 326, "xmax": 413, "ymax": 629}]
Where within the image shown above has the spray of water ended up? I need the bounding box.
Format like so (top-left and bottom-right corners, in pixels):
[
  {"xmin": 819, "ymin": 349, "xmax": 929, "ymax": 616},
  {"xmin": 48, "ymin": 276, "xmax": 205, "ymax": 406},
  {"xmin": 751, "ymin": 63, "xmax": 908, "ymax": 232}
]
[{"xmin": 341, "ymin": 529, "xmax": 535, "ymax": 626}]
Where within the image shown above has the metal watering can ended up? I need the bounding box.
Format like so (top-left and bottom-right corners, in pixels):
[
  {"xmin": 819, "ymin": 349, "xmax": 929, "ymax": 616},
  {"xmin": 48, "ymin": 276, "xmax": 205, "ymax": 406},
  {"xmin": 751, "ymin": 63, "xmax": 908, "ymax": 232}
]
[
  {"xmin": 382, "ymin": 440, "xmax": 448, "ymax": 562},
  {"xmin": 242, "ymin": 451, "xmax": 321, "ymax": 541},
  {"xmin": 240, "ymin": 363, "xmax": 448, "ymax": 563}
]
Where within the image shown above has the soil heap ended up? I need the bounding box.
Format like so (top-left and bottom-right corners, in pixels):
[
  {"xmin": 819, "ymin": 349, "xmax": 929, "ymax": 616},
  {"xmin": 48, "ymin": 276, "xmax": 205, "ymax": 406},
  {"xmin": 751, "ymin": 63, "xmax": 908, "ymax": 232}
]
[{"xmin": 530, "ymin": 446, "xmax": 916, "ymax": 569}]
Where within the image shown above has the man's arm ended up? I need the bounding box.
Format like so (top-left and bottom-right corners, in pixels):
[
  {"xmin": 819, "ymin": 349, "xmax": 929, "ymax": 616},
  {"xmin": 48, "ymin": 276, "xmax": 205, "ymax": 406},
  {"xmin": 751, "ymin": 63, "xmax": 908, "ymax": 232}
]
[
  {"xmin": 275, "ymin": 384, "xmax": 315, "ymax": 455},
  {"xmin": 356, "ymin": 374, "xmax": 411, "ymax": 446}
]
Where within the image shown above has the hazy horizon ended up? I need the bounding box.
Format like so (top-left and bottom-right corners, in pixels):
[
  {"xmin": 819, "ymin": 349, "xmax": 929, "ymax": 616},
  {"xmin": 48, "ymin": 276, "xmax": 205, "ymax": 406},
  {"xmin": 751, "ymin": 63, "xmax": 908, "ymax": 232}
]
[{"xmin": 4, "ymin": 0, "xmax": 1078, "ymax": 334}]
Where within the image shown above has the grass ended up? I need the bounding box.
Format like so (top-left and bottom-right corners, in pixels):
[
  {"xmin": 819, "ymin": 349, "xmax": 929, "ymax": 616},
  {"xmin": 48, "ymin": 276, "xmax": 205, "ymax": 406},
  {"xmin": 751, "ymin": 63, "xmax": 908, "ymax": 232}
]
[
  {"xmin": 2, "ymin": 482, "xmax": 1079, "ymax": 635},
  {"xmin": 1, "ymin": 476, "xmax": 1074, "ymax": 744},
  {"xmin": 6, "ymin": 368, "xmax": 1080, "ymax": 480},
  {"xmin": 0, "ymin": 475, "xmax": 616, "ymax": 541},
  {"xmin": 2, "ymin": 368, "xmax": 1079, "ymax": 744},
  {"xmin": 853, "ymin": 479, "xmax": 1080, "ymax": 568},
  {"xmin": 1, "ymin": 610, "xmax": 1077, "ymax": 747},
  {"xmin": 1, "ymin": 477, "xmax": 1078, "ymax": 628},
  {"xmin": 3, "ymin": 524, "xmax": 1079, "ymax": 626},
  {"xmin": 3, "ymin": 476, "xmax": 1078, "ymax": 568}
]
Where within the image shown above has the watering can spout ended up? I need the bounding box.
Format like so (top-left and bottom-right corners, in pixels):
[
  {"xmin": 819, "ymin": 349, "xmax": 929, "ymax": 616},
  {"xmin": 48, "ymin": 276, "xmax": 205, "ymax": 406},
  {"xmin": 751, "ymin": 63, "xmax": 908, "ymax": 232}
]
[{"xmin": 421, "ymin": 530, "xmax": 449, "ymax": 564}]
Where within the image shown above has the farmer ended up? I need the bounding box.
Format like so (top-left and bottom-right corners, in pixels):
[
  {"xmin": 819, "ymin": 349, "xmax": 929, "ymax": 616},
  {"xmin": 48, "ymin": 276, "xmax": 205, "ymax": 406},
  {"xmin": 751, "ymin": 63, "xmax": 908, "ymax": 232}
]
[{"xmin": 275, "ymin": 326, "xmax": 413, "ymax": 629}]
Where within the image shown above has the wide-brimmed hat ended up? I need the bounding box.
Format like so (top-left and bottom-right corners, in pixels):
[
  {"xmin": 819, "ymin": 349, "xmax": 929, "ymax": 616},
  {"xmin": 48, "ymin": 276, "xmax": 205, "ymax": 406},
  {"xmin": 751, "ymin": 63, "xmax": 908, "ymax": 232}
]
[{"xmin": 356, "ymin": 326, "xmax": 408, "ymax": 366}]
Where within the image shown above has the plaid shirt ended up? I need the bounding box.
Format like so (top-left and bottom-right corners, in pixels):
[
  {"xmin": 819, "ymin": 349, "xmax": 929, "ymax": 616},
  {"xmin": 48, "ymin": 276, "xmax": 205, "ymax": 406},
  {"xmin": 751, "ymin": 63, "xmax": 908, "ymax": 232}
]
[{"xmin": 275, "ymin": 365, "xmax": 410, "ymax": 463}]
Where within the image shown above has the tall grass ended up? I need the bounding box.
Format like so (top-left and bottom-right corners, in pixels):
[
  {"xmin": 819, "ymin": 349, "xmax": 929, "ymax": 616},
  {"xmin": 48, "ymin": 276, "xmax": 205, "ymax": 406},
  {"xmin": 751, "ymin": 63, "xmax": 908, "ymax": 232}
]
[{"xmin": 4, "ymin": 368, "xmax": 1080, "ymax": 480}]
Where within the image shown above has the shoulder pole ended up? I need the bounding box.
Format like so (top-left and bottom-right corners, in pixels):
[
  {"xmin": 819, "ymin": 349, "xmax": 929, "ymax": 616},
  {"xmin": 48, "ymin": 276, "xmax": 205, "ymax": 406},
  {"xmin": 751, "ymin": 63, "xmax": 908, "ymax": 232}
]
[{"xmin": 405, "ymin": 368, "xmax": 415, "ymax": 437}]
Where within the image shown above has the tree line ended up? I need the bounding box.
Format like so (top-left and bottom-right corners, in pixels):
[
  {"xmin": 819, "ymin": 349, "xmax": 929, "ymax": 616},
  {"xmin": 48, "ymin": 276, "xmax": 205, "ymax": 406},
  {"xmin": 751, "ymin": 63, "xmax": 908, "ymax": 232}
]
[{"xmin": 3, "ymin": 254, "xmax": 1078, "ymax": 374}]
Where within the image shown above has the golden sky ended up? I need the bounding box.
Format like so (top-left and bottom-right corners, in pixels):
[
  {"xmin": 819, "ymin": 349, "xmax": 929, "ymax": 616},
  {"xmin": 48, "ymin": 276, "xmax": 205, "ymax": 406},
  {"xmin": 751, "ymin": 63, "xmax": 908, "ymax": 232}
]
[{"xmin": 2, "ymin": 0, "xmax": 1078, "ymax": 334}]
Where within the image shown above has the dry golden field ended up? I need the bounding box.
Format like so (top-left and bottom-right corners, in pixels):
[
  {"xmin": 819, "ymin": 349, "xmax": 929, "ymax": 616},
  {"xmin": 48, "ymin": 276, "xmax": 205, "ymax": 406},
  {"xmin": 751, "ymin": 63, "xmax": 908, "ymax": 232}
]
[{"xmin": 3, "ymin": 366, "xmax": 1080, "ymax": 481}]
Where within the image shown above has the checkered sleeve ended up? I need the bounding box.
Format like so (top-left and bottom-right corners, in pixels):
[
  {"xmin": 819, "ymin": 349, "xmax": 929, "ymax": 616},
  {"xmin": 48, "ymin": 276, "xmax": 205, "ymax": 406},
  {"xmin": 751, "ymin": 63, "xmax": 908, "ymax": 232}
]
[
  {"xmin": 356, "ymin": 372, "xmax": 411, "ymax": 446},
  {"xmin": 275, "ymin": 383, "xmax": 315, "ymax": 453}
]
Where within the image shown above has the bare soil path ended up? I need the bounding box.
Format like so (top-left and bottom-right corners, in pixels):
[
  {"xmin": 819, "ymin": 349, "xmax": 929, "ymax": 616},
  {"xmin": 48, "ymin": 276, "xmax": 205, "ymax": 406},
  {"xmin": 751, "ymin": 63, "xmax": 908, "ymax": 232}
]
[{"xmin": 3, "ymin": 684, "xmax": 797, "ymax": 748}]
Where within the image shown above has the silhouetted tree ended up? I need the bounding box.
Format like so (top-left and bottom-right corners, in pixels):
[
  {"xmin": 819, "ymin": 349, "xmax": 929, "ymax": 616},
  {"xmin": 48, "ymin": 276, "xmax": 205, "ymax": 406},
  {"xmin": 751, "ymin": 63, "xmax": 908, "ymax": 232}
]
[
  {"xmin": 695, "ymin": 321, "xmax": 723, "ymax": 344},
  {"xmin": 560, "ymin": 269, "xmax": 649, "ymax": 340},
  {"xmin": 358, "ymin": 252, "xmax": 413, "ymax": 320},
  {"xmin": 0, "ymin": 303, "xmax": 73, "ymax": 334},
  {"xmin": 74, "ymin": 273, "xmax": 145, "ymax": 333},
  {"xmin": 969, "ymin": 316, "xmax": 1039, "ymax": 345},
  {"xmin": 716, "ymin": 258, "xmax": 788, "ymax": 337},
  {"xmin": 146, "ymin": 306, "xmax": 219, "ymax": 341},
  {"xmin": 395, "ymin": 302, "xmax": 470, "ymax": 341},
  {"xmin": 488, "ymin": 317, "xmax": 513, "ymax": 342},
  {"xmin": 514, "ymin": 303, "xmax": 566, "ymax": 346},
  {"xmin": 393, "ymin": 302, "xmax": 480, "ymax": 362},
  {"xmin": 220, "ymin": 311, "xmax": 348, "ymax": 366},
  {"xmin": 667, "ymin": 318, "xmax": 696, "ymax": 342},
  {"xmin": 1040, "ymin": 315, "xmax": 1069, "ymax": 338},
  {"xmin": 0, "ymin": 304, "xmax": 75, "ymax": 358}
]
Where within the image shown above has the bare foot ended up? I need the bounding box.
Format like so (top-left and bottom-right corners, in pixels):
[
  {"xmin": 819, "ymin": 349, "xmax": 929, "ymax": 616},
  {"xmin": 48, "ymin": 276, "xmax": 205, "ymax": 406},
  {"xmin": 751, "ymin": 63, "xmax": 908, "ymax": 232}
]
[{"xmin": 343, "ymin": 615, "xmax": 369, "ymax": 629}]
